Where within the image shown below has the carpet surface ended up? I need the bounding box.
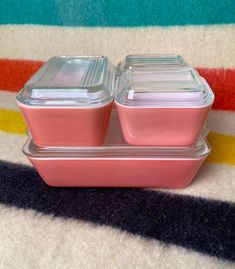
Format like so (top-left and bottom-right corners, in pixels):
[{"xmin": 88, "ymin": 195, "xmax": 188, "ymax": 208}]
[{"xmin": 0, "ymin": 1, "xmax": 235, "ymax": 268}]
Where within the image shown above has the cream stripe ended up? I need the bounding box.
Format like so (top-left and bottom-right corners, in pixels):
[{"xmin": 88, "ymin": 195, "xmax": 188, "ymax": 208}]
[
  {"xmin": 0, "ymin": 90, "xmax": 18, "ymax": 110},
  {"xmin": 1, "ymin": 131, "xmax": 235, "ymax": 203},
  {"xmin": 0, "ymin": 205, "xmax": 232, "ymax": 269},
  {"xmin": 0, "ymin": 131, "xmax": 29, "ymax": 165},
  {"xmin": 0, "ymin": 25, "xmax": 234, "ymax": 68},
  {"xmin": 208, "ymin": 110, "xmax": 235, "ymax": 136}
]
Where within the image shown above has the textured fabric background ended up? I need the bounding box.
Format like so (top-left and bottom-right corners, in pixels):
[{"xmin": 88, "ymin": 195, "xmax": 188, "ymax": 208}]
[{"xmin": 0, "ymin": 1, "xmax": 235, "ymax": 268}]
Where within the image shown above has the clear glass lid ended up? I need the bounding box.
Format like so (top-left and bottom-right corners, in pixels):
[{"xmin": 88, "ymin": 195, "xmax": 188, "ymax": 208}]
[
  {"xmin": 17, "ymin": 56, "xmax": 115, "ymax": 107},
  {"xmin": 23, "ymin": 109, "xmax": 210, "ymax": 159},
  {"xmin": 115, "ymin": 67, "xmax": 214, "ymax": 108},
  {"xmin": 116, "ymin": 54, "xmax": 189, "ymax": 75}
]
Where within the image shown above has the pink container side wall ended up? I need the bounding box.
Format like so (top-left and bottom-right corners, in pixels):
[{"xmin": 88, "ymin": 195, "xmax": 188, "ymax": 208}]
[
  {"xmin": 30, "ymin": 158, "xmax": 206, "ymax": 188},
  {"xmin": 19, "ymin": 102, "xmax": 113, "ymax": 146},
  {"xmin": 116, "ymin": 104, "xmax": 211, "ymax": 146}
]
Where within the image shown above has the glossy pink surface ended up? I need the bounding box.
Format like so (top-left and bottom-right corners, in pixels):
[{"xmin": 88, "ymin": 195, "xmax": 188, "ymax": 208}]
[
  {"xmin": 18, "ymin": 102, "xmax": 112, "ymax": 146},
  {"xmin": 115, "ymin": 103, "xmax": 211, "ymax": 146},
  {"xmin": 24, "ymin": 108, "xmax": 209, "ymax": 188},
  {"xmin": 29, "ymin": 158, "xmax": 205, "ymax": 188}
]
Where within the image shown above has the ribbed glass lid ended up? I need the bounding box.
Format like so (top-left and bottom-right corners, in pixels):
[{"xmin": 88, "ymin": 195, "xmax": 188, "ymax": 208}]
[
  {"xmin": 17, "ymin": 56, "xmax": 115, "ymax": 106},
  {"xmin": 117, "ymin": 54, "xmax": 189, "ymax": 75},
  {"xmin": 115, "ymin": 67, "xmax": 214, "ymax": 107}
]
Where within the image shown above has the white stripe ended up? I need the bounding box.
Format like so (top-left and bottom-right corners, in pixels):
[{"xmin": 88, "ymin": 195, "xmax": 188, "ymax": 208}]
[
  {"xmin": 0, "ymin": 24, "xmax": 234, "ymax": 68},
  {"xmin": 0, "ymin": 90, "xmax": 18, "ymax": 110},
  {"xmin": 208, "ymin": 110, "xmax": 235, "ymax": 136},
  {"xmin": 0, "ymin": 205, "xmax": 232, "ymax": 269},
  {"xmin": 0, "ymin": 131, "xmax": 235, "ymax": 203}
]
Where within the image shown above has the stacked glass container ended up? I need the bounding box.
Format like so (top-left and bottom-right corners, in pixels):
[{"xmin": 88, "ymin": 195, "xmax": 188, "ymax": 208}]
[{"xmin": 17, "ymin": 55, "xmax": 214, "ymax": 188}]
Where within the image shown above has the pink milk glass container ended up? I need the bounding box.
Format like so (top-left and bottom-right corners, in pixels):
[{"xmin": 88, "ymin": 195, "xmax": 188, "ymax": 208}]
[
  {"xmin": 115, "ymin": 55, "xmax": 214, "ymax": 146},
  {"xmin": 17, "ymin": 56, "xmax": 115, "ymax": 146},
  {"xmin": 23, "ymin": 109, "xmax": 210, "ymax": 188}
]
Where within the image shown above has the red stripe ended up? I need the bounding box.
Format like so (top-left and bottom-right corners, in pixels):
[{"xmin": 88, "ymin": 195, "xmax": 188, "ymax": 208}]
[
  {"xmin": 197, "ymin": 68, "xmax": 235, "ymax": 111},
  {"xmin": 0, "ymin": 59, "xmax": 234, "ymax": 110},
  {"xmin": 0, "ymin": 59, "xmax": 43, "ymax": 92}
]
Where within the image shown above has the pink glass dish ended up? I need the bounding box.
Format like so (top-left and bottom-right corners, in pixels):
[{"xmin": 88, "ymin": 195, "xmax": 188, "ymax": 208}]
[
  {"xmin": 23, "ymin": 110, "xmax": 210, "ymax": 188},
  {"xmin": 115, "ymin": 57, "xmax": 214, "ymax": 146},
  {"xmin": 17, "ymin": 56, "xmax": 115, "ymax": 146}
]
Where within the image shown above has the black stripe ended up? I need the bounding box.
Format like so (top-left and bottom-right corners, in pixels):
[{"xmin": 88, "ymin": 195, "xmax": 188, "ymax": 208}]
[{"xmin": 0, "ymin": 160, "xmax": 234, "ymax": 261}]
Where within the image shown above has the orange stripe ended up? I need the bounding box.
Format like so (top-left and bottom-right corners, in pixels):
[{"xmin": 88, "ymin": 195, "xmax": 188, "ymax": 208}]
[
  {"xmin": 0, "ymin": 59, "xmax": 43, "ymax": 92},
  {"xmin": 0, "ymin": 59, "xmax": 234, "ymax": 110}
]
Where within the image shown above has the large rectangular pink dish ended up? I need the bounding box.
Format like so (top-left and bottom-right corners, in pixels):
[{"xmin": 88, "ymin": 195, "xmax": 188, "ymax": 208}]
[{"xmin": 23, "ymin": 110, "xmax": 210, "ymax": 188}]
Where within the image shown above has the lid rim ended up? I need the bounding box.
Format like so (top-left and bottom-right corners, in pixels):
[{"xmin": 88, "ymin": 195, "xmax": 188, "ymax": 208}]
[
  {"xmin": 114, "ymin": 96, "xmax": 214, "ymax": 108},
  {"xmin": 16, "ymin": 97, "xmax": 114, "ymax": 108},
  {"xmin": 22, "ymin": 136, "xmax": 210, "ymax": 160}
]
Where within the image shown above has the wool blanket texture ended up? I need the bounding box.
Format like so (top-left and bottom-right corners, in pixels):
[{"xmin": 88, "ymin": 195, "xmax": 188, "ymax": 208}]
[{"xmin": 0, "ymin": 1, "xmax": 235, "ymax": 268}]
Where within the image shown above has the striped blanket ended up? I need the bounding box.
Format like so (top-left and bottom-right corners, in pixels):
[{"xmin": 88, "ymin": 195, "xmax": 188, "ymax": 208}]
[{"xmin": 0, "ymin": 1, "xmax": 234, "ymax": 268}]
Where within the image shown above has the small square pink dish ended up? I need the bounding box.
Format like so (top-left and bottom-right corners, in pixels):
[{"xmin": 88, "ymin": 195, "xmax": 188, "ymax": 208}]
[
  {"xmin": 17, "ymin": 56, "xmax": 115, "ymax": 146},
  {"xmin": 23, "ymin": 109, "xmax": 210, "ymax": 188},
  {"xmin": 115, "ymin": 55, "xmax": 214, "ymax": 146}
]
